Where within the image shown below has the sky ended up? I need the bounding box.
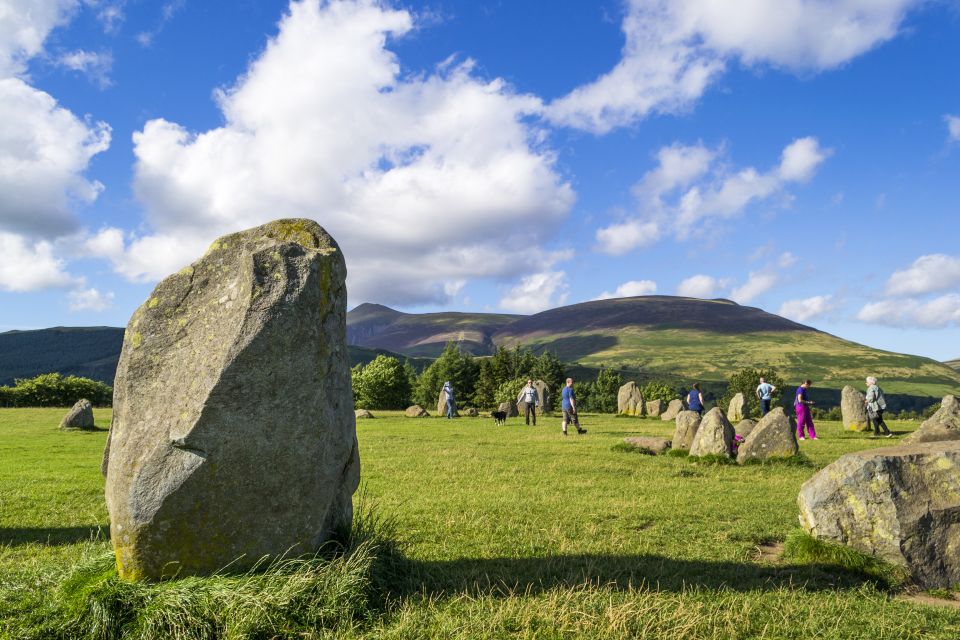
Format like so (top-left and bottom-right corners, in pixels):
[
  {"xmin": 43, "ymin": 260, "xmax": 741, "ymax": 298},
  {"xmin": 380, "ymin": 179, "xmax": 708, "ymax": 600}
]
[{"xmin": 1, "ymin": 0, "xmax": 960, "ymax": 361}]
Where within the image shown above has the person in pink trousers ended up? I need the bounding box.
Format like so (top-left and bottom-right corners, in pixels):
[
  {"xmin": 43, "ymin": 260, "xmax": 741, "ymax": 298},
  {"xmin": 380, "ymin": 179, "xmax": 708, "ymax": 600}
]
[{"xmin": 794, "ymin": 380, "xmax": 817, "ymax": 440}]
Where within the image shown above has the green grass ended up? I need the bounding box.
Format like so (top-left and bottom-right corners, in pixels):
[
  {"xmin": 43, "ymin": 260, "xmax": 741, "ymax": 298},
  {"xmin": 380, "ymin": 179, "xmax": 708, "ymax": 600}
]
[{"xmin": 3, "ymin": 408, "xmax": 960, "ymax": 638}]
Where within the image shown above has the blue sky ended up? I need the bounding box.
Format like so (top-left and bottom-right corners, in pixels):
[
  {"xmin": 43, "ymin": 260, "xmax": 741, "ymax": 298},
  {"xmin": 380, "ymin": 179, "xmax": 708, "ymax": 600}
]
[{"xmin": 2, "ymin": 0, "xmax": 959, "ymax": 361}]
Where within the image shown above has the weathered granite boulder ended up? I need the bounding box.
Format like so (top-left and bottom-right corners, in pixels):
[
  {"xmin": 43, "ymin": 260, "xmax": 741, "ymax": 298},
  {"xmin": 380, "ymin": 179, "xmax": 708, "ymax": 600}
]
[
  {"xmin": 736, "ymin": 407, "xmax": 798, "ymax": 463},
  {"xmin": 60, "ymin": 398, "xmax": 95, "ymax": 430},
  {"xmin": 904, "ymin": 395, "xmax": 960, "ymax": 444},
  {"xmin": 499, "ymin": 401, "xmax": 518, "ymax": 418},
  {"xmin": 405, "ymin": 405, "xmax": 429, "ymax": 418},
  {"xmin": 689, "ymin": 408, "xmax": 734, "ymax": 458},
  {"xmin": 617, "ymin": 382, "xmax": 644, "ymax": 416},
  {"xmin": 623, "ymin": 437, "xmax": 671, "ymax": 455},
  {"xmin": 672, "ymin": 411, "xmax": 702, "ymax": 451},
  {"xmin": 463, "ymin": 407, "xmax": 479, "ymax": 417},
  {"xmin": 798, "ymin": 441, "xmax": 960, "ymax": 588},
  {"xmin": 735, "ymin": 419, "xmax": 757, "ymax": 438},
  {"xmin": 727, "ymin": 393, "xmax": 748, "ymax": 422},
  {"xmin": 533, "ymin": 380, "xmax": 551, "ymax": 415},
  {"xmin": 646, "ymin": 399, "xmax": 664, "ymax": 417},
  {"xmin": 841, "ymin": 385, "xmax": 869, "ymax": 431},
  {"xmin": 661, "ymin": 399, "xmax": 684, "ymax": 421},
  {"xmin": 355, "ymin": 409, "xmax": 374, "ymax": 419},
  {"xmin": 103, "ymin": 219, "xmax": 359, "ymax": 581}
]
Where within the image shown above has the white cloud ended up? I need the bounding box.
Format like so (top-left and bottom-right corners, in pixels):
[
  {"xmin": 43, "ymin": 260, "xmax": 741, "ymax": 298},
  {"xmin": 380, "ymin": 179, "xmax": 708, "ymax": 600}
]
[
  {"xmin": 779, "ymin": 295, "xmax": 833, "ymax": 322},
  {"xmin": 946, "ymin": 115, "xmax": 960, "ymax": 143},
  {"xmin": 68, "ymin": 287, "xmax": 114, "ymax": 311},
  {"xmin": 677, "ymin": 274, "xmax": 724, "ymax": 299},
  {"xmin": 0, "ymin": 232, "xmax": 81, "ymax": 292},
  {"xmin": 547, "ymin": 0, "xmax": 921, "ymax": 133},
  {"xmin": 107, "ymin": 0, "xmax": 574, "ymax": 306},
  {"xmin": 857, "ymin": 295, "xmax": 960, "ymax": 329},
  {"xmin": 885, "ymin": 254, "xmax": 960, "ymax": 296},
  {"xmin": 730, "ymin": 271, "xmax": 778, "ymax": 304},
  {"xmin": 0, "ymin": 0, "xmax": 77, "ymax": 76},
  {"xmin": 499, "ymin": 271, "xmax": 568, "ymax": 314},
  {"xmin": 595, "ymin": 137, "xmax": 828, "ymax": 253},
  {"xmin": 777, "ymin": 252, "xmax": 797, "ymax": 268},
  {"xmin": 57, "ymin": 49, "xmax": 113, "ymax": 87},
  {"xmin": 595, "ymin": 279, "xmax": 657, "ymax": 300}
]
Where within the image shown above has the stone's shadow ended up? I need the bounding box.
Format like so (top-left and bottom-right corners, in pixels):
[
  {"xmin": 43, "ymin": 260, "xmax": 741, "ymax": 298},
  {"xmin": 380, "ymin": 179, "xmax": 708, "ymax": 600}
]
[
  {"xmin": 0, "ymin": 526, "xmax": 109, "ymax": 547},
  {"xmin": 385, "ymin": 553, "xmax": 882, "ymax": 597},
  {"xmin": 61, "ymin": 425, "xmax": 109, "ymax": 432}
]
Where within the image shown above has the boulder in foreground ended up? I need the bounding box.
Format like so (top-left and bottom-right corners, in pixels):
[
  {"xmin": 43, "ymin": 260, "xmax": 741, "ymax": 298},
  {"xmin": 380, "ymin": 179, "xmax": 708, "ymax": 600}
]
[
  {"xmin": 405, "ymin": 405, "xmax": 429, "ymax": 418},
  {"xmin": 689, "ymin": 408, "xmax": 734, "ymax": 458},
  {"xmin": 104, "ymin": 219, "xmax": 360, "ymax": 580},
  {"xmin": 904, "ymin": 395, "xmax": 960, "ymax": 444},
  {"xmin": 60, "ymin": 398, "xmax": 95, "ymax": 430},
  {"xmin": 798, "ymin": 441, "xmax": 960, "ymax": 589}
]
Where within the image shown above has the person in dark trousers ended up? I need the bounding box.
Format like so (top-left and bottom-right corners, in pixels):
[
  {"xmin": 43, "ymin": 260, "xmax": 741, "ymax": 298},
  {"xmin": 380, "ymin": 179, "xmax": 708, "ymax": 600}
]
[
  {"xmin": 517, "ymin": 379, "xmax": 540, "ymax": 426},
  {"xmin": 687, "ymin": 382, "xmax": 704, "ymax": 416},
  {"xmin": 442, "ymin": 381, "xmax": 455, "ymax": 419},
  {"xmin": 865, "ymin": 376, "xmax": 892, "ymax": 437},
  {"xmin": 756, "ymin": 377, "xmax": 776, "ymax": 416},
  {"xmin": 561, "ymin": 378, "xmax": 586, "ymax": 436}
]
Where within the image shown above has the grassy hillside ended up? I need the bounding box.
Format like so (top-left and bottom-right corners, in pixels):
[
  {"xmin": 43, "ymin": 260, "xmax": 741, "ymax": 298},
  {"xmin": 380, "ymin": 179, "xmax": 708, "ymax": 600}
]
[
  {"xmin": 2, "ymin": 408, "xmax": 958, "ymax": 638},
  {"xmin": 0, "ymin": 327, "xmax": 123, "ymax": 386},
  {"xmin": 347, "ymin": 302, "xmax": 520, "ymax": 356},
  {"xmin": 947, "ymin": 359, "xmax": 960, "ymax": 372}
]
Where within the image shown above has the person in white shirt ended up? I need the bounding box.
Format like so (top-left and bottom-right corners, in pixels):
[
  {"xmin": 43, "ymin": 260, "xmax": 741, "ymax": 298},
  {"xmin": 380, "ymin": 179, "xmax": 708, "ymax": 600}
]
[
  {"xmin": 517, "ymin": 379, "xmax": 540, "ymax": 426},
  {"xmin": 756, "ymin": 377, "xmax": 776, "ymax": 416}
]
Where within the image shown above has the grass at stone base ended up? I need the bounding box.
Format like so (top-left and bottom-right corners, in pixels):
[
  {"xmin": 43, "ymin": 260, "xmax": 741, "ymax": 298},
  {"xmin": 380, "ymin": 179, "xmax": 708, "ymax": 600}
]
[{"xmin": 2, "ymin": 409, "xmax": 960, "ymax": 639}]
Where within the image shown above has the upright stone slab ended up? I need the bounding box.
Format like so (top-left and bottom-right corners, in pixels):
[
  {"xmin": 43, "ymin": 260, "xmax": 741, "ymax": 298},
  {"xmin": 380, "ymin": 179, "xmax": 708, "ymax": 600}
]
[
  {"xmin": 661, "ymin": 399, "xmax": 683, "ymax": 421},
  {"xmin": 841, "ymin": 385, "xmax": 869, "ymax": 431},
  {"xmin": 436, "ymin": 389, "xmax": 457, "ymax": 417},
  {"xmin": 736, "ymin": 407, "xmax": 798, "ymax": 463},
  {"xmin": 617, "ymin": 382, "xmax": 644, "ymax": 416},
  {"xmin": 727, "ymin": 393, "xmax": 747, "ymax": 422},
  {"xmin": 735, "ymin": 419, "xmax": 757, "ymax": 438},
  {"xmin": 646, "ymin": 399, "xmax": 663, "ymax": 417},
  {"xmin": 60, "ymin": 398, "xmax": 95, "ymax": 430},
  {"xmin": 672, "ymin": 411, "xmax": 702, "ymax": 450},
  {"xmin": 533, "ymin": 380, "xmax": 551, "ymax": 415},
  {"xmin": 689, "ymin": 407, "xmax": 734, "ymax": 458},
  {"xmin": 904, "ymin": 395, "xmax": 960, "ymax": 444},
  {"xmin": 798, "ymin": 441, "xmax": 960, "ymax": 589},
  {"xmin": 103, "ymin": 219, "xmax": 360, "ymax": 581},
  {"xmin": 499, "ymin": 401, "xmax": 518, "ymax": 418}
]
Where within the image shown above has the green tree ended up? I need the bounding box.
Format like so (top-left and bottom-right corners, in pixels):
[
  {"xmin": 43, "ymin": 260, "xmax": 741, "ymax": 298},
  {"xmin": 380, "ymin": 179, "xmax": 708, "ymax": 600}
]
[
  {"xmin": 642, "ymin": 381, "xmax": 677, "ymax": 404},
  {"xmin": 531, "ymin": 351, "xmax": 565, "ymax": 399},
  {"xmin": 721, "ymin": 367, "xmax": 785, "ymax": 418},
  {"xmin": 414, "ymin": 342, "xmax": 479, "ymax": 408},
  {"xmin": 494, "ymin": 376, "xmax": 529, "ymax": 406},
  {"xmin": 572, "ymin": 381, "xmax": 593, "ymax": 411},
  {"xmin": 591, "ymin": 368, "xmax": 622, "ymax": 413},
  {"xmin": 353, "ymin": 355, "xmax": 412, "ymax": 410},
  {"xmin": 0, "ymin": 373, "xmax": 112, "ymax": 407}
]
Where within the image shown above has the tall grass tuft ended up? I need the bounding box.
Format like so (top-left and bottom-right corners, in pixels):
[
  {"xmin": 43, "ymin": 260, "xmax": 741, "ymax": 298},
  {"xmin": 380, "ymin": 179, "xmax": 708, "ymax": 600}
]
[
  {"xmin": 8, "ymin": 501, "xmax": 405, "ymax": 640},
  {"xmin": 782, "ymin": 530, "xmax": 911, "ymax": 589}
]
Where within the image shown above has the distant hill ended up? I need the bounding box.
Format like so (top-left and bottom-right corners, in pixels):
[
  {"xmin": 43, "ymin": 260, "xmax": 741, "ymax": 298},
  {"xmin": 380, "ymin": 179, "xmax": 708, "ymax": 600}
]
[
  {"xmin": 946, "ymin": 358, "xmax": 960, "ymax": 372},
  {"xmin": 0, "ymin": 326, "xmax": 424, "ymax": 386},
  {"xmin": 347, "ymin": 303, "xmax": 520, "ymax": 357},
  {"xmin": 0, "ymin": 327, "xmax": 124, "ymax": 386}
]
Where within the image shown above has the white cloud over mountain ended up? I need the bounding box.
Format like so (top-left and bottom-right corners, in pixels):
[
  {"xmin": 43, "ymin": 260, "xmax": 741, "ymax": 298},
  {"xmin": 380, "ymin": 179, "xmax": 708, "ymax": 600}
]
[
  {"xmin": 856, "ymin": 254, "xmax": 960, "ymax": 328},
  {"xmin": 886, "ymin": 254, "xmax": 960, "ymax": 296},
  {"xmin": 595, "ymin": 279, "xmax": 657, "ymax": 300},
  {"xmin": 677, "ymin": 274, "xmax": 725, "ymax": 299},
  {"xmin": 500, "ymin": 271, "xmax": 569, "ymax": 314},
  {"xmin": 95, "ymin": 0, "xmax": 574, "ymax": 306},
  {"xmin": 547, "ymin": 0, "xmax": 922, "ymax": 133},
  {"xmin": 779, "ymin": 295, "xmax": 833, "ymax": 322}
]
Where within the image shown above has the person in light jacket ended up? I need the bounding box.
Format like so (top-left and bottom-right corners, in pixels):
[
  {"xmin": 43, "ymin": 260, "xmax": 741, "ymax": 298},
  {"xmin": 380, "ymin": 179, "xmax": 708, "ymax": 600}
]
[
  {"xmin": 865, "ymin": 376, "xmax": 892, "ymax": 438},
  {"xmin": 442, "ymin": 381, "xmax": 455, "ymax": 419},
  {"xmin": 517, "ymin": 379, "xmax": 540, "ymax": 426}
]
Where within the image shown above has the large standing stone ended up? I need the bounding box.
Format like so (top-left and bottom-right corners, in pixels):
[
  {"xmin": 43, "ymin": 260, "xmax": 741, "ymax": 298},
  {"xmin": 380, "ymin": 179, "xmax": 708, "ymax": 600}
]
[
  {"xmin": 646, "ymin": 399, "xmax": 664, "ymax": 417},
  {"xmin": 103, "ymin": 219, "xmax": 360, "ymax": 581},
  {"xmin": 841, "ymin": 385, "xmax": 869, "ymax": 432},
  {"xmin": 672, "ymin": 411, "xmax": 702, "ymax": 451},
  {"xmin": 499, "ymin": 401, "xmax": 518, "ymax": 418},
  {"xmin": 734, "ymin": 419, "xmax": 757, "ymax": 438},
  {"xmin": 405, "ymin": 405, "xmax": 429, "ymax": 418},
  {"xmin": 661, "ymin": 398, "xmax": 683, "ymax": 421},
  {"xmin": 533, "ymin": 380, "xmax": 551, "ymax": 415},
  {"xmin": 727, "ymin": 393, "xmax": 748, "ymax": 422},
  {"xmin": 60, "ymin": 398, "xmax": 95, "ymax": 430},
  {"xmin": 904, "ymin": 395, "xmax": 960, "ymax": 444},
  {"xmin": 437, "ymin": 389, "xmax": 458, "ymax": 417},
  {"xmin": 689, "ymin": 407, "xmax": 734, "ymax": 458},
  {"xmin": 797, "ymin": 441, "xmax": 960, "ymax": 589},
  {"xmin": 736, "ymin": 407, "xmax": 798, "ymax": 463},
  {"xmin": 617, "ymin": 382, "xmax": 645, "ymax": 416}
]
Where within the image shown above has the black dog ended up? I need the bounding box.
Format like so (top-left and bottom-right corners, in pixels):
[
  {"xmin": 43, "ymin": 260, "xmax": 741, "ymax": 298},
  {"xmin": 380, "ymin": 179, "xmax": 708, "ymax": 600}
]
[{"xmin": 491, "ymin": 410, "xmax": 507, "ymax": 425}]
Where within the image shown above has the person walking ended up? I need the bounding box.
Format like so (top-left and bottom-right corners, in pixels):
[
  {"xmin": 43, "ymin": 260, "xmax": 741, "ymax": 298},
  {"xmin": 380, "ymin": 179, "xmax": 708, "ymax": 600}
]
[
  {"xmin": 794, "ymin": 380, "xmax": 817, "ymax": 440},
  {"xmin": 756, "ymin": 377, "xmax": 776, "ymax": 416},
  {"xmin": 442, "ymin": 381, "xmax": 455, "ymax": 419},
  {"xmin": 561, "ymin": 378, "xmax": 587, "ymax": 436},
  {"xmin": 517, "ymin": 379, "xmax": 540, "ymax": 426},
  {"xmin": 865, "ymin": 376, "xmax": 892, "ymax": 438},
  {"xmin": 687, "ymin": 382, "xmax": 704, "ymax": 417}
]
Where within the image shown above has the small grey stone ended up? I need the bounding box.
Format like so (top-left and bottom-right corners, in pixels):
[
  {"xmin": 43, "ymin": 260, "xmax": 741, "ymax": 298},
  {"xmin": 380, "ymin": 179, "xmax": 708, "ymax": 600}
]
[
  {"xmin": 661, "ymin": 398, "xmax": 684, "ymax": 421},
  {"xmin": 405, "ymin": 405, "xmax": 429, "ymax": 418},
  {"xmin": 623, "ymin": 437, "xmax": 671, "ymax": 455},
  {"xmin": 645, "ymin": 399, "xmax": 664, "ymax": 417},
  {"xmin": 60, "ymin": 398, "xmax": 95, "ymax": 430},
  {"xmin": 355, "ymin": 409, "xmax": 375, "ymax": 419}
]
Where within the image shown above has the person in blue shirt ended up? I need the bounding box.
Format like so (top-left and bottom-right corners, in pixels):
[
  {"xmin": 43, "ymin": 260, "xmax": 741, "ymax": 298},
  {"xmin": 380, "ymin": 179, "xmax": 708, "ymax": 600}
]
[
  {"xmin": 687, "ymin": 383, "xmax": 704, "ymax": 416},
  {"xmin": 756, "ymin": 377, "xmax": 777, "ymax": 416},
  {"xmin": 561, "ymin": 377, "xmax": 587, "ymax": 436}
]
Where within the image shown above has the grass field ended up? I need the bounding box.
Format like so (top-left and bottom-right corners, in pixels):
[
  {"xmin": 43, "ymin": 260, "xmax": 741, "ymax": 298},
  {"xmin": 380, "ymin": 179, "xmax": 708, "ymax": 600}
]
[{"xmin": 2, "ymin": 408, "xmax": 960, "ymax": 639}]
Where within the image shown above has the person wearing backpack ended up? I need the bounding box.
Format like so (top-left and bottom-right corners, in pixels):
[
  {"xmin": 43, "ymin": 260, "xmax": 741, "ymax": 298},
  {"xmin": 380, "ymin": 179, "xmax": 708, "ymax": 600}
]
[{"xmin": 865, "ymin": 376, "xmax": 892, "ymax": 438}]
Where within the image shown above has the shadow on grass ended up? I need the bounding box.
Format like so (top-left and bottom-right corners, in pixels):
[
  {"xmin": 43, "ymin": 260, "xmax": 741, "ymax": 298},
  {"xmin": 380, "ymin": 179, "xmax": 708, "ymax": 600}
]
[
  {"xmin": 388, "ymin": 551, "xmax": 891, "ymax": 598},
  {"xmin": 0, "ymin": 525, "xmax": 109, "ymax": 546}
]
